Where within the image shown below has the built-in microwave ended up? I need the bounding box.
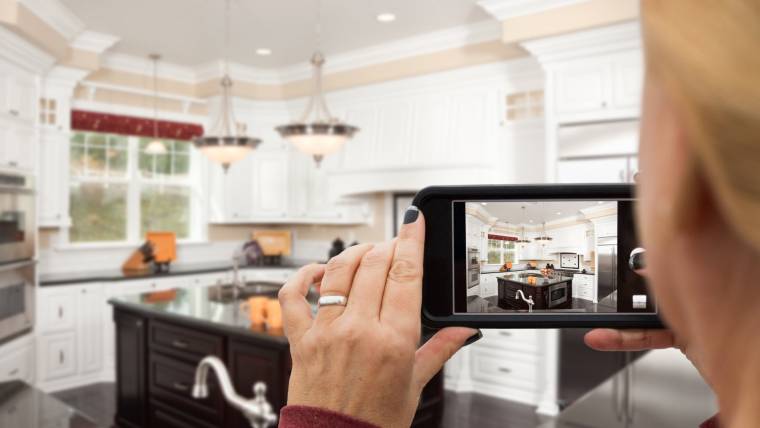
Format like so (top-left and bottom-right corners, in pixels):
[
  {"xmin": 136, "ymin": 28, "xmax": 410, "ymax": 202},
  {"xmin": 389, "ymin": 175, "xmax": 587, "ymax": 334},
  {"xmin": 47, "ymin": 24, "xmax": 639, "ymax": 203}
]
[
  {"xmin": 0, "ymin": 261, "xmax": 35, "ymax": 345},
  {"xmin": 0, "ymin": 173, "xmax": 35, "ymax": 264}
]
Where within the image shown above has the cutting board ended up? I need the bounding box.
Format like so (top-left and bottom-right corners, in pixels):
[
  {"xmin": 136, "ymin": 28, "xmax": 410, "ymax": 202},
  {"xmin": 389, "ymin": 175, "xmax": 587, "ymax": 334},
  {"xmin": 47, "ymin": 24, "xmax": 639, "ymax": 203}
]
[{"xmin": 252, "ymin": 230, "xmax": 292, "ymax": 256}]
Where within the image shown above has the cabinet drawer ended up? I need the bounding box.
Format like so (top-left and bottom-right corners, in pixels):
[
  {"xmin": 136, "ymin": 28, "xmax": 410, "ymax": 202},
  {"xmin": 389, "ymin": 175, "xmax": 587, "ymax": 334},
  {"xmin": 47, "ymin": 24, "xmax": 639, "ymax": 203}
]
[
  {"xmin": 469, "ymin": 348, "xmax": 538, "ymax": 391},
  {"xmin": 39, "ymin": 290, "xmax": 77, "ymax": 333},
  {"xmin": 39, "ymin": 332, "xmax": 76, "ymax": 381},
  {"xmin": 150, "ymin": 400, "xmax": 216, "ymax": 428},
  {"xmin": 149, "ymin": 353, "xmax": 223, "ymax": 423},
  {"xmin": 150, "ymin": 321, "xmax": 223, "ymax": 362},
  {"xmin": 478, "ymin": 329, "xmax": 539, "ymax": 354},
  {"xmin": 0, "ymin": 345, "xmax": 33, "ymax": 383}
]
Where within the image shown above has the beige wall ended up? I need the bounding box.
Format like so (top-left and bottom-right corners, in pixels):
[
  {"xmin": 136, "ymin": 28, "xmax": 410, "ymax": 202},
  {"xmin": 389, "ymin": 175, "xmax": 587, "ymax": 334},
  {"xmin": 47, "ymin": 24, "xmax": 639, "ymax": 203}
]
[{"xmin": 501, "ymin": 0, "xmax": 639, "ymax": 43}]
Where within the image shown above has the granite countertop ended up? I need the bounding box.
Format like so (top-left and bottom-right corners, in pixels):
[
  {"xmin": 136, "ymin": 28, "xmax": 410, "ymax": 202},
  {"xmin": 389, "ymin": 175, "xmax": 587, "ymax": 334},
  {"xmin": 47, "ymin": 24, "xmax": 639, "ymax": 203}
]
[
  {"xmin": 498, "ymin": 272, "xmax": 574, "ymax": 287},
  {"xmin": 108, "ymin": 284, "xmax": 315, "ymax": 344},
  {"xmin": 0, "ymin": 380, "xmax": 98, "ymax": 428},
  {"xmin": 480, "ymin": 268, "xmax": 535, "ymax": 274},
  {"xmin": 39, "ymin": 261, "xmax": 306, "ymax": 287}
]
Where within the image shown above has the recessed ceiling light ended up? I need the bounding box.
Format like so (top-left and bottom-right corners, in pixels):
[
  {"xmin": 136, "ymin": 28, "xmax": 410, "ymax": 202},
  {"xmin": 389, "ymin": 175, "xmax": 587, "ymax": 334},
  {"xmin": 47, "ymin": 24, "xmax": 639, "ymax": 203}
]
[
  {"xmin": 481, "ymin": 202, "xmax": 488, "ymax": 206},
  {"xmin": 376, "ymin": 13, "xmax": 396, "ymax": 23},
  {"xmin": 556, "ymin": 212, "xmax": 562, "ymax": 215},
  {"xmin": 529, "ymin": 219, "xmax": 534, "ymax": 223},
  {"xmin": 597, "ymin": 201, "xmax": 605, "ymax": 205},
  {"xmin": 255, "ymin": 48, "xmax": 272, "ymax": 56}
]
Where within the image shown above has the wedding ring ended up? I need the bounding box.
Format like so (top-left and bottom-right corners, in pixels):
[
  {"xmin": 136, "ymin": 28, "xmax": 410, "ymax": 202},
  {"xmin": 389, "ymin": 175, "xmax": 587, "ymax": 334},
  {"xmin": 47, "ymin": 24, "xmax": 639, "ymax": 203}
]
[{"xmin": 318, "ymin": 295, "xmax": 348, "ymax": 307}]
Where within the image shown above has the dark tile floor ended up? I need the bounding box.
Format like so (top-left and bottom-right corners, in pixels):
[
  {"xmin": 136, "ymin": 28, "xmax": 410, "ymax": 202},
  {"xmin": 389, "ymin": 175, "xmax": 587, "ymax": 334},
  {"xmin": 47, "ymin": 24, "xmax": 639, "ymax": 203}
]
[{"xmin": 53, "ymin": 382, "xmax": 548, "ymax": 428}]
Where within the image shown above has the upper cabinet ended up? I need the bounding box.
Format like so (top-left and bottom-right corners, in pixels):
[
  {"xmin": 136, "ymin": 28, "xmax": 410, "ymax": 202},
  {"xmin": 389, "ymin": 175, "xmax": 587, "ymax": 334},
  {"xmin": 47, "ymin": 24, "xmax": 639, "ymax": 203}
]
[
  {"xmin": 553, "ymin": 52, "xmax": 643, "ymax": 123},
  {"xmin": 0, "ymin": 62, "xmax": 38, "ymax": 124}
]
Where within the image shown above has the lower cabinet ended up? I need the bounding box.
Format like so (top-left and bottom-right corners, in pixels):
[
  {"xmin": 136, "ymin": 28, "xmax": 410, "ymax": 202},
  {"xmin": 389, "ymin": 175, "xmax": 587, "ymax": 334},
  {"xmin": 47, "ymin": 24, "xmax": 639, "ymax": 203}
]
[
  {"xmin": 0, "ymin": 335, "xmax": 35, "ymax": 384},
  {"xmin": 114, "ymin": 311, "xmax": 146, "ymax": 428}
]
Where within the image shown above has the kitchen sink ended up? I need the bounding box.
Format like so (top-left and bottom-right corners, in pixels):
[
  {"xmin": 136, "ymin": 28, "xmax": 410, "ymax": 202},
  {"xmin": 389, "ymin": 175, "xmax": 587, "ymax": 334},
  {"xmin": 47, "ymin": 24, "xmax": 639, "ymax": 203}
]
[{"xmin": 208, "ymin": 282, "xmax": 319, "ymax": 303}]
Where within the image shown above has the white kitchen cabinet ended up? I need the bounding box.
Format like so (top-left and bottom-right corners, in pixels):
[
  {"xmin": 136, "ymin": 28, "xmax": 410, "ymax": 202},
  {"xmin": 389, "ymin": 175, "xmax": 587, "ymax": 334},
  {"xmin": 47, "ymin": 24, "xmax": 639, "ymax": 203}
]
[
  {"xmin": 38, "ymin": 130, "xmax": 71, "ymax": 227},
  {"xmin": 552, "ymin": 51, "xmax": 642, "ymax": 123},
  {"xmin": 251, "ymin": 151, "xmax": 288, "ymax": 218},
  {"xmin": 0, "ymin": 61, "xmax": 37, "ymax": 124},
  {"xmin": 0, "ymin": 336, "xmax": 34, "ymax": 384},
  {"xmin": 572, "ymin": 274, "xmax": 595, "ymax": 301},
  {"xmin": 0, "ymin": 119, "xmax": 36, "ymax": 172},
  {"xmin": 557, "ymin": 157, "xmax": 634, "ymax": 184},
  {"xmin": 479, "ymin": 273, "xmax": 499, "ymax": 298},
  {"xmin": 77, "ymin": 285, "xmax": 103, "ymax": 375},
  {"xmin": 39, "ymin": 332, "xmax": 77, "ymax": 382}
]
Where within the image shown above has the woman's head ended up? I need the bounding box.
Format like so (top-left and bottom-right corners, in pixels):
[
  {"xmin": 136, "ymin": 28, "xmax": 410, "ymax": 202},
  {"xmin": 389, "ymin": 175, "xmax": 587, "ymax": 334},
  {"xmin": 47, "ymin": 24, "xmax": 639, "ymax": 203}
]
[{"xmin": 638, "ymin": 0, "xmax": 760, "ymax": 368}]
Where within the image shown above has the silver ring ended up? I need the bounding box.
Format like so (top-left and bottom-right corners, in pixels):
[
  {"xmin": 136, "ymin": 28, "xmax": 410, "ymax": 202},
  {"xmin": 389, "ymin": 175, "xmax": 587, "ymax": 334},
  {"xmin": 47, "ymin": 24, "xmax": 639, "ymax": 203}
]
[{"xmin": 318, "ymin": 295, "xmax": 347, "ymax": 307}]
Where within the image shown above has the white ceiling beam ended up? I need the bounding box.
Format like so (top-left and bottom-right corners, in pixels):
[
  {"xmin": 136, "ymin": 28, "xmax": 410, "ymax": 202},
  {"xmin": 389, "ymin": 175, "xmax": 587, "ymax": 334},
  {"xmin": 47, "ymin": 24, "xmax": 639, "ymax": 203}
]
[
  {"xmin": 477, "ymin": 0, "xmax": 591, "ymax": 21},
  {"xmin": 18, "ymin": 0, "xmax": 85, "ymax": 41}
]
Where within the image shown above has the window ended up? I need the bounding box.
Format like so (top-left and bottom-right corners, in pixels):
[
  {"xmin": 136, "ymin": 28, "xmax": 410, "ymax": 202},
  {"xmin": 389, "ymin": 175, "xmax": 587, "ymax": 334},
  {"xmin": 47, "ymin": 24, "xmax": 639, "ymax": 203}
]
[
  {"xmin": 505, "ymin": 90, "xmax": 544, "ymax": 121},
  {"xmin": 69, "ymin": 132, "xmax": 201, "ymax": 244},
  {"xmin": 487, "ymin": 239, "xmax": 517, "ymax": 265}
]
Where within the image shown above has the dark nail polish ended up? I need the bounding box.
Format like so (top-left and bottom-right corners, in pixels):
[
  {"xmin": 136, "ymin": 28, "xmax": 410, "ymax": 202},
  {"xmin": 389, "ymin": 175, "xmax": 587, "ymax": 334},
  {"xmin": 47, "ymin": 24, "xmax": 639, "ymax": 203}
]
[
  {"xmin": 403, "ymin": 206, "xmax": 419, "ymax": 224},
  {"xmin": 463, "ymin": 330, "xmax": 483, "ymax": 347}
]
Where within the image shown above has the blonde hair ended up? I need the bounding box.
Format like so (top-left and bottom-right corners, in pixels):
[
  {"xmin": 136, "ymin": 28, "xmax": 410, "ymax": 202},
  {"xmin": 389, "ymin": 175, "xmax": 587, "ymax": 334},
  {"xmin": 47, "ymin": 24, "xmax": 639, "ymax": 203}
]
[{"xmin": 642, "ymin": 0, "xmax": 760, "ymax": 251}]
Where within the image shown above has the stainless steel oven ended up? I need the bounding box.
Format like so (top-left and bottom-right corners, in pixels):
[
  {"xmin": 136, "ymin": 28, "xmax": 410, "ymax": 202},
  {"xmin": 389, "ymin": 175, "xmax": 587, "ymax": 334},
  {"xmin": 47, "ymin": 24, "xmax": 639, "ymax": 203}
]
[
  {"xmin": 467, "ymin": 248, "xmax": 480, "ymax": 289},
  {"xmin": 548, "ymin": 282, "xmax": 569, "ymax": 308},
  {"xmin": 0, "ymin": 261, "xmax": 35, "ymax": 344},
  {"xmin": 0, "ymin": 173, "xmax": 35, "ymax": 264}
]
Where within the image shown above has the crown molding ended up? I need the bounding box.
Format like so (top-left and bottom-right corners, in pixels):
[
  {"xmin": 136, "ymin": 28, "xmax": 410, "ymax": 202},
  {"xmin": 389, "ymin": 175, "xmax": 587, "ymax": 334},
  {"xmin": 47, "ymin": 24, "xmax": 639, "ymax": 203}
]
[
  {"xmin": 70, "ymin": 31, "xmax": 120, "ymax": 54},
  {"xmin": 18, "ymin": 0, "xmax": 85, "ymax": 41},
  {"xmin": 100, "ymin": 20, "xmax": 502, "ymax": 87},
  {"xmin": 277, "ymin": 19, "xmax": 503, "ymax": 83},
  {"xmin": 0, "ymin": 25, "xmax": 56, "ymax": 73},
  {"xmin": 100, "ymin": 52, "xmax": 198, "ymax": 83},
  {"xmin": 521, "ymin": 20, "xmax": 641, "ymax": 64},
  {"xmin": 477, "ymin": 0, "xmax": 590, "ymax": 20}
]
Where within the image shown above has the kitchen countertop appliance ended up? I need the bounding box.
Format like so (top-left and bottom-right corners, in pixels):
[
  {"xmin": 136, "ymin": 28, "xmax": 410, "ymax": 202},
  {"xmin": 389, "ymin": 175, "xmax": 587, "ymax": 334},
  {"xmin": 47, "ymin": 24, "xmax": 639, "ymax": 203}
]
[{"xmin": 0, "ymin": 173, "xmax": 35, "ymax": 345}]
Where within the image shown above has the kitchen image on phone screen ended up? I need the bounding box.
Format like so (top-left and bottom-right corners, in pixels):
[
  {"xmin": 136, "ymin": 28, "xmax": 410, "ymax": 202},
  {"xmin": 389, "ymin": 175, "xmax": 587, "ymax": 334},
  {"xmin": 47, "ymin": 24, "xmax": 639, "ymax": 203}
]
[{"xmin": 456, "ymin": 200, "xmax": 656, "ymax": 314}]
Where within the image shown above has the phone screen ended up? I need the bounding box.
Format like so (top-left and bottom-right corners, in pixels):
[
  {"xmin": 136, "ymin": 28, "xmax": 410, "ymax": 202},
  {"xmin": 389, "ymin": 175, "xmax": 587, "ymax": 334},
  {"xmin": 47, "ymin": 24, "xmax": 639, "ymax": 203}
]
[{"xmin": 452, "ymin": 199, "xmax": 656, "ymax": 315}]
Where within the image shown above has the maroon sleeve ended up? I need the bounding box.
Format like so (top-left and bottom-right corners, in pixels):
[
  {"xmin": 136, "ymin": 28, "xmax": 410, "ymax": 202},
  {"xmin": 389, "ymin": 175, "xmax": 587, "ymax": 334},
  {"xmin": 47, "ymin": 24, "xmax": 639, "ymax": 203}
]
[
  {"xmin": 700, "ymin": 414, "xmax": 720, "ymax": 428},
  {"xmin": 279, "ymin": 405, "xmax": 380, "ymax": 428}
]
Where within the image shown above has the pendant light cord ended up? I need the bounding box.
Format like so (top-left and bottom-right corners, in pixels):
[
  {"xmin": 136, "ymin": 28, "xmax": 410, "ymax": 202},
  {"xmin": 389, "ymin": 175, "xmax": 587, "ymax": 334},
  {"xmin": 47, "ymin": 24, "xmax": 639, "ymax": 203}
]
[
  {"xmin": 151, "ymin": 54, "xmax": 159, "ymax": 139},
  {"xmin": 299, "ymin": 0, "xmax": 334, "ymax": 124},
  {"xmin": 219, "ymin": 0, "xmax": 236, "ymax": 138}
]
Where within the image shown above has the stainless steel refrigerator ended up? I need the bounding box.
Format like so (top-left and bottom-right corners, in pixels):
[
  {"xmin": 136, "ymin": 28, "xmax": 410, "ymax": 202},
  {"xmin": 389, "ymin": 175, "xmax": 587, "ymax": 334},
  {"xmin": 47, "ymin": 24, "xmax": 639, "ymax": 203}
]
[{"xmin": 597, "ymin": 236, "xmax": 618, "ymax": 305}]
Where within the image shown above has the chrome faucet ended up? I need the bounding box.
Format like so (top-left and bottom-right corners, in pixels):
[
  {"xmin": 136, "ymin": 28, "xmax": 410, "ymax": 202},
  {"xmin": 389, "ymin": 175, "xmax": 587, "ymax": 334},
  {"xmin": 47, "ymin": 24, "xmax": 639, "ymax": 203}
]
[
  {"xmin": 515, "ymin": 290, "xmax": 535, "ymax": 313},
  {"xmin": 192, "ymin": 356, "xmax": 278, "ymax": 428},
  {"xmin": 231, "ymin": 248, "xmax": 246, "ymax": 298}
]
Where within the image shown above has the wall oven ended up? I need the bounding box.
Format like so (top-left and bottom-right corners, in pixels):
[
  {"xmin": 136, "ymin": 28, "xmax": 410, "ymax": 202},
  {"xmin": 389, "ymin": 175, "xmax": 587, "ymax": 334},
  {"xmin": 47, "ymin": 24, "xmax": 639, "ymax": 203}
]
[
  {"xmin": 467, "ymin": 248, "xmax": 480, "ymax": 290},
  {"xmin": 0, "ymin": 173, "xmax": 35, "ymax": 264},
  {"xmin": 0, "ymin": 261, "xmax": 35, "ymax": 344}
]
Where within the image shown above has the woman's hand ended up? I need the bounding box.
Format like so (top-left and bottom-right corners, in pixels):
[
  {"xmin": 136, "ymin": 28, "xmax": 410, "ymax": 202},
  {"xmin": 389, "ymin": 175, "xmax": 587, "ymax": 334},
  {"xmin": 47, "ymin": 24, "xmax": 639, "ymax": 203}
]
[{"xmin": 278, "ymin": 208, "xmax": 478, "ymax": 428}]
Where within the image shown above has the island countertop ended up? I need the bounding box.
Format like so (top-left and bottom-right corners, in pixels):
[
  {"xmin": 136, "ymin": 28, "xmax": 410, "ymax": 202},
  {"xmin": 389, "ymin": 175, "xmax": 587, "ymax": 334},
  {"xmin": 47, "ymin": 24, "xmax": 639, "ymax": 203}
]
[
  {"xmin": 108, "ymin": 284, "xmax": 316, "ymax": 345},
  {"xmin": 499, "ymin": 272, "xmax": 574, "ymax": 287}
]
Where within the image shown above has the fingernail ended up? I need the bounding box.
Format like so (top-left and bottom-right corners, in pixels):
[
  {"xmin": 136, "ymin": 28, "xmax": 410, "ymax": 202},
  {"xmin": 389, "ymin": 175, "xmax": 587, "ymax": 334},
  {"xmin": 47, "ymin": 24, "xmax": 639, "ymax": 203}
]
[
  {"xmin": 403, "ymin": 206, "xmax": 420, "ymax": 224},
  {"xmin": 463, "ymin": 329, "xmax": 483, "ymax": 347}
]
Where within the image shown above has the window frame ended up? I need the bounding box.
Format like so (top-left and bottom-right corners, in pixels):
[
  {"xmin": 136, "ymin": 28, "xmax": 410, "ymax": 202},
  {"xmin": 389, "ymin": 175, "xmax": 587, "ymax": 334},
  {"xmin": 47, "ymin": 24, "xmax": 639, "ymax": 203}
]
[
  {"xmin": 487, "ymin": 238, "xmax": 518, "ymax": 265},
  {"xmin": 65, "ymin": 132, "xmax": 206, "ymax": 247}
]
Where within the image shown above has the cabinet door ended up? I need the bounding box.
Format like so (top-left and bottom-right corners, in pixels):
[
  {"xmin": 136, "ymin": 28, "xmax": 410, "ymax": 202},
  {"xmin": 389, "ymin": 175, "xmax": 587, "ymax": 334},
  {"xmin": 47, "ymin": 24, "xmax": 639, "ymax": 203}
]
[
  {"xmin": 555, "ymin": 62, "xmax": 609, "ymax": 116},
  {"xmin": 8, "ymin": 73, "xmax": 37, "ymax": 123},
  {"xmin": 39, "ymin": 332, "xmax": 77, "ymax": 381},
  {"xmin": 227, "ymin": 340, "xmax": 288, "ymax": 428},
  {"xmin": 38, "ymin": 132, "xmax": 70, "ymax": 226},
  {"xmin": 0, "ymin": 343, "xmax": 33, "ymax": 383},
  {"xmin": 114, "ymin": 310, "xmax": 147, "ymax": 428},
  {"xmin": 611, "ymin": 53, "xmax": 644, "ymax": 110},
  {"xmin": 252, "ymin": 152, "xmax": 288, "ymax": 218},
  {"xmin": 557, "ymin": 157, "xmax": 629, "ymax": 184},
  {"xmin": 78, "ymin": 285, "xmax": 103, "ymax": 375},
  {"xmin": 38, "ymin": 288, "xmax": 77, "ymax": 333},
  {"xmin": 222, "ymin": 157, "xmax": 254, "ymax": 220}
]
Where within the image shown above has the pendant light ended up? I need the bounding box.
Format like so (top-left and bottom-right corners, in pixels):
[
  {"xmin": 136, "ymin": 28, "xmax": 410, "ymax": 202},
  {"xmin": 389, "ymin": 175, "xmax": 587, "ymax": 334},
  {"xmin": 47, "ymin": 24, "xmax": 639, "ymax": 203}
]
[
  {"xmin": 193, "ymin": 0, "xmax": 261, "ymax": 171},
  {"xmin": 516, "ymin": 206, "xmax": 531, "ymax": 244},
  {"xmin": 275, "ymin": 0, "xmax": 358, "ymax": 166},
  {"xmin": 535, "ymin": 221, "xmax": 553, "ymax": 242},
  {"xmin": 144, "ymin": 54, "xmax": 167, "ymax": 155}
]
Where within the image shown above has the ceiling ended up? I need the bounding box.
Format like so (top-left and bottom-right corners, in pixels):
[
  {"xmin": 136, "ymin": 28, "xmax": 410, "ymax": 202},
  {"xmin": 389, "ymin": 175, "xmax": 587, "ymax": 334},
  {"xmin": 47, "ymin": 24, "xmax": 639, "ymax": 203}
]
[
  {"xmin": 61, "ymin": 0, "xmax": 490, "ymax": 68},
  {"xmin": 476, "ymin": 201, "xmax": 613, "ymax": 225}
]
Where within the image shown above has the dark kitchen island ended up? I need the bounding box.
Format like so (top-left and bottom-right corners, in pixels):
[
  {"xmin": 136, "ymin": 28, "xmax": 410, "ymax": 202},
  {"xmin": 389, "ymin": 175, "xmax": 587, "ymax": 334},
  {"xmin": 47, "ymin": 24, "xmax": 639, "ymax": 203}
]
[
  {"xmin": 497, "ymin": 273, "xmax": 573, "ymax": 310},
  {"xmin": 109, "ymin": 284, "xmax": 443, "ymax": 428}
]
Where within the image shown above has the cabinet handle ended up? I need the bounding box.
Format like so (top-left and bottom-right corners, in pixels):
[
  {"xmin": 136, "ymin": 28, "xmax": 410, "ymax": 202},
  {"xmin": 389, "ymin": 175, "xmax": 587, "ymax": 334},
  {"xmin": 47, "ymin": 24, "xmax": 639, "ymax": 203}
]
[
  {"xmin": 172, "ymin": 382, "xmax": 190, "ymax": 392},
  {"xmin": 59, "ymin": 350, "xmax": 64, "ymax": 364},
  {"xmin": 499, "ymin": 331, "xmax": 512, "ymax": 337},
  {"xmin": 8, "ymin": 161, "xmax": 17, "ymax": 167},
  {"xmin": 498, "ymin": 367, "xmax": 512, "ymax": 374},
  {"xmin": 171, "ymin": 340, "xmax": 189, "ymax": 349},
  {"xmin": 8, "ymin": 368, "xmax": 18, "ymax": 376},
  {"xmin": 58, "ymin": 306, "xmax": 63, "ymax": 319},
  {"xmin": 9, "ymin": 109, "xmax": 19, "ymax": 116}
]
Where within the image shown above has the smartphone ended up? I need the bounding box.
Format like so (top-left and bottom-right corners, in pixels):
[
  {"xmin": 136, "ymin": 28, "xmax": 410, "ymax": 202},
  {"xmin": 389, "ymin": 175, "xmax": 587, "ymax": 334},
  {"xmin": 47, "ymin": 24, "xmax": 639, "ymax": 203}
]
[{"xmin": 415, "ymin": 184, "xmax": 663, "ymax": 329}]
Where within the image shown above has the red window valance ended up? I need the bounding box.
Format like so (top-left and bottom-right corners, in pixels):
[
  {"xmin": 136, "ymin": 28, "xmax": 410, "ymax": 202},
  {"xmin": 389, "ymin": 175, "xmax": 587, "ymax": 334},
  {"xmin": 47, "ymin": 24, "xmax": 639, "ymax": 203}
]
[
  {"xmin": 488, "ymin": 234, "xmax": 518, "ymax": 241},
  {"xmin": 71, "ymin": 110, "xmax": 204, "ymax": 141}
]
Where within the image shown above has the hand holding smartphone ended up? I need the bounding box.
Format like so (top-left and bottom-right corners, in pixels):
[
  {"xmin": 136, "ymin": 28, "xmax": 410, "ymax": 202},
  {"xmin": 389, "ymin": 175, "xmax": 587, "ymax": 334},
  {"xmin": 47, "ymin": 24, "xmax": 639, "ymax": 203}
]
[{"xmin": 415, "ymin": 184, "xmax": 662, "ymax": 329}]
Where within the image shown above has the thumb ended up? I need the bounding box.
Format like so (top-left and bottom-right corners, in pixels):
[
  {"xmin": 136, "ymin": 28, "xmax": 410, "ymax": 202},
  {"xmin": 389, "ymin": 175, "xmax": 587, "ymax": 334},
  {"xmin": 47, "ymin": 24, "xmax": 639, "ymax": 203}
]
[{"xmin": 413, "ymin": 327, "xmax": 480, "ymax": 389}]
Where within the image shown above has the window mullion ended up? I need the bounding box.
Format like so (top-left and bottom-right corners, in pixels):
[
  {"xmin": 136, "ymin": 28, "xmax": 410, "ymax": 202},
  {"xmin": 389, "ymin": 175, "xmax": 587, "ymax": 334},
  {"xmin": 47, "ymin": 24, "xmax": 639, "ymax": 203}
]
[{"xmin": 127, "ymin": 136, "xmax": 141, "ymax": 243}]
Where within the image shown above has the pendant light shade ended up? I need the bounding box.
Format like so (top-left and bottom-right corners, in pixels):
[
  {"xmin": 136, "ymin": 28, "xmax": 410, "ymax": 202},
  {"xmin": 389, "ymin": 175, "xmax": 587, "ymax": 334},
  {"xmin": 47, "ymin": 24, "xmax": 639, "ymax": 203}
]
[
  {"xmin": 145, "ymin": 139, "xmax": 168, "ymax": 155},
  {"xmin": 276, "ymin": 22, "xmax": 358, "ymax": 166},
  {"xmin": 193, "ymin": 0, "xmax": 261, "ymax": 171},
  {"xmin": 535, "ymin": 221, "xmax": 553, "ymax": 241}
]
